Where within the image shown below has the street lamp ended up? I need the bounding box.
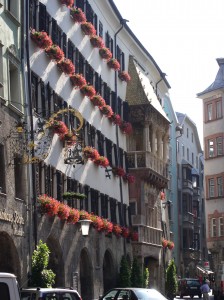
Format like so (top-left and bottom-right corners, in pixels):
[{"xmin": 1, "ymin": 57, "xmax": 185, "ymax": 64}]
[{"xmin": 79, "ymin": 219, "xmax": 92, "ymax": 236}]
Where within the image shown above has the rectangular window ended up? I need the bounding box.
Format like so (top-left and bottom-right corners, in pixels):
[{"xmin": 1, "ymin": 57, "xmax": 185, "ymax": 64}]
[
  {"xmin": 209, "ymin": 178, "xmax": 215, "ymax": 198},
  {"xmin": 0, "ymin": 145, "xmax": 6, "ymax": 193},
  {"xmin": 187, "ymin": 128, "xmax": 189, "ymax": 138},
  {"xmin": 9, "ymin": 59, "xmax": 22, "ymax": 111},
  {"xmin": 219, "ymin": 217, "xmax": 224, "ymax": 236},
  {"xmin": 182, "ymin": 144, "xmax": 185, "ymax": 157},
  {"xmin": 187, "ymin": 148, "xmax": 189, "ymax": 161},
  {"xmin": 29, "ymin": 0, "xmax": 38, "ymax": 29},
  {"xmin": 192, "ymin": 133, "xmax": 194, "ymax": 143},
  {"xmin": 208, "ymin": 139, "xmax": 214, "ymax": 157},
  {"xmin": 99, "ymin": 21, "xmax": 103, "ymax": 38},
  {"xmin": 216, "ymin": 101, "xmax": 222, "ymax": 119},
  {"xmin": 192, "ymin": 153, "xmax": 194, "ymax": 165},
  {"xmin": 207, "ymin": 103, "xmax": 213, "ymax": 121},
  {"xmin": 8, "ymin": 0, "xmax": 20, "ymax": 20},
  {"xmin": 217, "ymin": 137, "xmax": 223, "ymax": 156},
  {"xmin": 14, "ymin": 156, "xmax": 25, "ymax": 199},
  {"xmin": 51, "ymin": 18, "xmax": 62, "ymax": 47},
  {"xmin": 0, "ymin": 43, "xmax": 4, "ymax": 99},
  {"xmin": 217, "ymin": 177, "xmax": 223, "ymax": 197},
  {"xmin": 196, "ymin": 156, "xmax": 198, "ymax": 169},
  {"xmin": 211, "ymin": 218, "xmax": 217, "ymax": 237}
]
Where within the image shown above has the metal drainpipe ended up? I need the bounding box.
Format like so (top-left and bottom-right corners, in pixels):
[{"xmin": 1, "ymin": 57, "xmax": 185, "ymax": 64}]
[
  {"xmin": 114, "ymin": 21, "xmax": 126, "ymax": 256},
  {"xmin": 25, "ymin": 0, "xmax": 38, "ymax": 248}
]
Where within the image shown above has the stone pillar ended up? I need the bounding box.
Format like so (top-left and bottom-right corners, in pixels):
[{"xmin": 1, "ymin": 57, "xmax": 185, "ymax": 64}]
[
  {"xmin": 163, "ymin": 135, "xmax": 169, "ymax": 162},
  {"xmin": 157, "ymin": 131, "xmax": 163, "ymax": 159},
  {"xmin": 144, "ymin": 122, "xmax": 150, "ymax": 151},
  {"xmin": 151, "ymin": 126, "xmax": 156, "ymax": 154}
]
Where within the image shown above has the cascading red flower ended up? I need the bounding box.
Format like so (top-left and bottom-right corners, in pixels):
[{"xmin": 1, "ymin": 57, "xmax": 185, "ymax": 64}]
[
  {"xmin": 167, "ymin": 241, "xmax": 175, "ymax": 250},
  {"xmin": 103, "ymin": 219, "xmax": 113, "ymax": 234},
  {"xmin": 67, "ymin": 208, "xmax": 80, "ymax": 224},
  {"xmin": 30, "ymin": 29, "xmax": 53, "ymax": 49},
  {"xmin": 99, "ymin": 47, "xmax": 113, "ymax": 60},
  {"xmin": 118, "ymin": 71, "xmax": 131, "ymax": 82},
  {"xmin": 90, "ymin": 35, "xmax": 105, "ymax": 48},
  {"xmin": 100, "ymin": 105, "xmax": 113, "ymax": 117},
  {"xmin": 70, "ymin": 7, "xmax": 86, "ymax": 23},
  {"xmin": 38, "ymin": 195, "xmax": 59, "ymax": 217},
  {"xmin": 123, "ymin": 173, "xmax": 135, "ymax": 184},
  {"xmin": 162, "ymin": 238, "xmax": 168, "ymax": 248},
  {"xmin": 80, "ymin": 84, "xmax": 96, "ymax": 98},
  {"xmin": 45, "ymin": 44, "xmax": 64, "ymax": 62},
  {"xmin": 57, "ymin": 203, "xmax": 70, "ymax": 220},
  {"xmin": 122, "ymin": 227, "xmax": 130, "ymax": 238},
  {"xmin": 83, "ymin": 146, "xmax": 99, "ymax": 160},
  {"xmin": 107, "ymin": 58, "xmax": 120, "ymax": 71},
  {"xmin": 60, "ymin": 0, "xmax": 74, "ymax": 8},
  {"xmin": 130, "ymin": 231, "xmax": 139, "ymax": 241},
  {"xmin": 49, "ymin": 120, "xmax": 68, "ymax": 136},
  {"xmin": 94, "ymin": 156, "xmax": 109, "ymax": 168},
  {"xmin": 112, "ymin": 167, "xmax": 126, "ymax": 177},
  {"xmin": 57, "ymin": 58, "xmax": 75, "ymax": 75},
  {"xmin": 79, "ymin": 210, "xmax": 91, "ymax": 220},
  {"xmin": 113, "ymin": 224, "xmax": 122, "ymax": 236},
  {"xmin": 90, "ymin": 95, "xmax": 106, "ymax": 107},
  {"xmin": 70, "ymin": 73, "xmax": 87, "ymax": 88},
  {"xmin": 90, "ymin": 214, "xmax": 104, "ymax": 232},
  {"xmin": 81, "ymin": 22, "xmax": 96, "ymax": 36},
  {"xmin": 109, "ymin": 113, "xmax": 122, "ymax": 125},
  {"xmin": 119, "ymin": 121, "xmax": 133, "ymax": 135}
]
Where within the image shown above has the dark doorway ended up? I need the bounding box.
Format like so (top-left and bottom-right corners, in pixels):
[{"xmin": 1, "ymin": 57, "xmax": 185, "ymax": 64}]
[
  {"xmin": 103, "ymin": 249, "xmax": 116, "ymax": 294},
  {"xmin": 80, "ymin": 248, "xmax": 93, "ymax": 300}
]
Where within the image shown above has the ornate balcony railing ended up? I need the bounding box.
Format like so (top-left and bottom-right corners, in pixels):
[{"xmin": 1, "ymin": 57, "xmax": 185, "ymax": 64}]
[
  {"xmin": 134, "ymin": 224, "xmax": 163, "ymax": 246},
  {"xmin": 127, "ymin": 151, "xmax": 168, "ymax": 178}
]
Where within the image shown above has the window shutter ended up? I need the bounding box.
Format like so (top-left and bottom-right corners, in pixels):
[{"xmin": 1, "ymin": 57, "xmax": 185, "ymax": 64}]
[
  {"xmin": 46, "ymin": 82, "xmax": 52, "ymax": 118},
  {"xmin": 117, "ymin": 97, "xmax": 122, "ymax": 115},
  {"xmin": 116, "ymin": 45, "xmax": 121, "ymax": 63},
  {"xmin": 56, "ymin": 171, "xmax": 63, "ymax": 201},
  {"xmin": 119, "ymin": 148, "xmax": 124, "ymax": 167},
  {"xmin": 124, "ymin": 151, "xmax": 128, "ymax": 172},
  {"xmin": 121, "ymin": 52, "xmax": 125, "ymax": 71},
  {"xmin": 110, "ymin": 198, "xmax": 117, "ymax": 223},
  {"xmin": 122, "ymin": 101, "xmax": 129, "ymax": 121},
  {"xmin": 99, "ymin": 21, "xmax": 103, "ymax": 38},
  {"xmin": 62, "ymin": 33, "xmax": 67, "ymax": 57},
  {"xmin": 51, "ymin": 18, "xmax": 58, "ymax": 45},
  {"xmin": 110, "ymin": 38, "xmax": 114, "ymax": 55},
  {"xmin": 105, "ymin": 32, "xmax": 110, "ymax": 48},
  {"xmin": 94, "ymin": 72, "xmax": 99, "ymax": 93},
  {"xmin": 40, "ymin": 81, "xmax": 46, "ymax": 118},
  {"xmin": 101, "ymin": 194, "xmax": 108, "ymax": 219},
  {"xmin": 75, "ymin": 0, "xmax": 84, "ymax": 11},
  {"xmin": 68, "ymin": 40, "xmax": 75, "ymax": 63},
  {"xmin": 118, "ymin": 203, "xmax": 123, "ymax": 226},
  {"xmin": 86, "ymin": 1, "xmax": 94, "ymax": 23},
  {"xmin": 111, "ymin": 91, "xmax": 116, "ymax": 113},
  {"xmin": 39, "ymin": 3, "xmax": 46, "ymax": 32},
  {"xmin": 105, "ymin": 138, "xmax": 112, "ymax": 165},
  {"xmin": 97, "ymin": 130, "xmax": 104, "ymax": 156},
  {"xmin": 114, "ymin": 144, "xmax": 118, "ymax": 166},
  {"xmin": 93, "ymin": 14, "xmax": 98, "ymax": 34},
  {"xmin": 90, "ymin": 188, "xmax": 99, "ymax": 215}
]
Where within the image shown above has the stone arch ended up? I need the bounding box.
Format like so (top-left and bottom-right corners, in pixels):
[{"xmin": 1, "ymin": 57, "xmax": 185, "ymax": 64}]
[
  {"xmin": 103, "ymin": 249, "xmax": 116, "ymax": 294},
  {"xmin": 144, "ymin": 256, "xmax": 159, "ymax": 289},
  {"xmin": 80, "ymin": 248, "xmax": 93, "ymax": 300},
  {"xmin": 46, "ymin": 236, "xmax": 65, "ymax": 287},
  {"xmin": 0, "ymin": 232, "xmax": 21, "ymax": 282}
]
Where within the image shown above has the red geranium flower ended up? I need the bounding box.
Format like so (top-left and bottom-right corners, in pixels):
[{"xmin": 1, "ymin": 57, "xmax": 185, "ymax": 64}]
[
  {"xmin": 113, "ymin": 224, "xmax": 122, "ymax": 236},
  {"xmin": 79, "ymin": 210, "xmax": 91, "ymax": 220},
  {"xmin": 45, "ymin": 44, "xmax": 64, "ymax": 62},
  {"xmin": 100, "ymin": 105, "xmax": 113, "ymax": 117},
  {"xmin": 122, "ymin": 227, "xmax": 130, "ymax": 238},
  {"xmin": 94, "ymin": 156, "xmax": 109, "ymax": 168},
  {"xmin": 123, "ymin": 173, "xmax": 135, "ymax": 184},
  {"xmin": 81, "ymin": 22, "xmax": 96, "ymax": 36},
  {"xmin": 67, "ymin": 208, "xmax": 80, "ymax": 224},
  {"xmin": 112, "ymin": 167, "xmax": 126, "ymax": 177},
  {"xmin": 109, "ymin": 113, "xmax": 122, "ymax": 125},
  {"xmin": 70, "ymin": 73, "xmax": 87, "ymax": 88},
  {"xmin": 162, "ymin": 238, "xmax": 168, "ymax": 248},
  {"xmin": 90, "ymin": 95, "xmax": 106, "ymax": 108},
  {"xmin": 99, "ymin": 47, "xmax": 112, "ymax": 60},
  {"xmin": 60, "ymin": 0, "xmax": 74, "ymax": 8},
  {"xmin": 118, "ymin": 71, "xmax": 131, "ymax": 82},
  {"xmin": 57, "ymin": 203, "xmax": 70, "ymax": 220},
  {"xmin": 130, "ymin": 231, "xmax": 139, "ymax": 241},
  {"xmin": 83, "ymin": 146, "xmax": 100, "ymax": 160},
  {"xmin": 30, "ymin": 29, "xmax": 53, "ymax": 49},
  {"xmin": 119, "ymin": 121, "xmax": 133, "ymax": 135},
  {"xmin": 167, "ymin": 241, "xmax": 175, "ymax": 250},
  {"xmin": 80, "ymin": 84, "xmax": 96, "ymax": 98},
  {"xmin": 102, "ymin": 219, "xmax": 113, "ymax": 234},
  {"xmin": 107, "ymin": 58, "xmax": 120, "ymax": 71},
  {"xmin": 57, "ymin": 58, "xmax": 75, "ymax": 75},
  {"xmin": 70, "ymin": 7, "xmax": 86, "ymax": 23},
  {"xmin": 90, "ymin": 35, "xmax": 104, "ymax": 48},
  {"xmin": 38, "ymin": 195, "xmax": 59, "ymax": 217},
  {"xmin": 90, "ymin": 214, "xmax": 104, "ymax": 232}
]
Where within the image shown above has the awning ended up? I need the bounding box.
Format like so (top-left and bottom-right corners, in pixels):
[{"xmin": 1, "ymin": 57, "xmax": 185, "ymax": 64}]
[{"xmin": 197, "ymin": 266, "xmax": 214, "ymax": 274}]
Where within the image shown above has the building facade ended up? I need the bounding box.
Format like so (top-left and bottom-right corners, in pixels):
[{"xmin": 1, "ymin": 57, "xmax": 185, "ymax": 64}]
[
  {"xmin": 176, "ymin": 113, "xmax": 205, "ymax": 277},
  {"xmin": 197, "ymin": 58, "xmax": 224, "ymax": 276}
]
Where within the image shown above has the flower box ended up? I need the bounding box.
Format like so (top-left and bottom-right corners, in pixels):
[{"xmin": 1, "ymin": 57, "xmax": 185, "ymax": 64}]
[
  {"xmin": 109, "ymin": 113, "xmax": 122, "ymax": 125},
  {"xmin": 90, "ymin": 214, "xmax": 104, "ymax": 232},
  {"xmin": 57, "ymin": 58, "xmax": 75, "ymax": 75},
  {"xmin": 38, "ymin": 195, "xmax": 59, "ymax": 217},
  {"xmin": 113, "ymin": 224, "xmax": 122, "ymax": 236},
  {"xmin": 167, "ymin": 241, "xmax": 175, "ymax": 250},
  {"xmin": 79, "ymin": 210, "xmax": 91, "ymax": 220},
  {"xmin": 49, "ymin": 120, "xmax": 68, "ymax": 136},
  {"xmin": 62, "ymin": 130, "xmax": 77, "ymax": 146},
  {"xmin": 130, "ymin": 231, "xmax": 139, "ymax": 241},
  {"xmin": 107, "ymin": 58, "xmax": 120, "ymax": 71},
  {"xmin": 60, "ymin": 0, "xmax": 74, "ymax": 7},
  {"xmin": 112, "ymin": 167, "xmax": 126, "ymax": 177},
  {"xmin": 94, "ymin": 156, "xmax": 109, "ymax": 168},
  {"xmin": 90, "ymin": 35, "xmax": 104, "ymax": 48},
  {"xmin": 81, "ymin": 22, "xmax": 96, "ymax": 36},
  {"xmin": 103, "ymin": 219, "xmax": 113, "ymax": 234},
  {"xmin": 57, "ymin": 203, "xmax": 70, "ymax": 220},
  {"xmin": 80, "ymin": 84, "xmax": 96, "ymax": 98},
  {"xmin": 67, "ymin": 208, "xmax": 80, "ymax": 224},
  {"xmin": 83, "ymin": 146, "xmax": 99, "ymax": 160},
  {"xmin": 162, "ymin": 238, "xmax": 168, "ymax": 248},
  {"xmin": 45, "ymin": 44, "xmax": 64, "ymax": 62},
  {"xmin": 123, "ymin": 173, "xmax": 135, "ymax": 184},
  {"xmin": 119, "ymin": 121, "xmax": 133, "ymax": 135},
  {"xmin": 100, "ymin": 105, "xmax": 113, "ymax": 117},
  {"xmin": 30, "ymin": 29, "xmax": 53, "ymax": 49},
  {"xmin": 160, "ymin": 191, "xmax": 165, "ymax": 200},
  {"xmin": 118, "ymin": 71, "xmax": 131, "ymax": 82},
  {"xmin": 90, "ymin": 95, "xmax": 105, "ymax": 107},
  {"xmin": 70, "ymin": 73, "xmax": 86, "ymax": 88},
  {"xmin": 99, "ymin": 47, "xmax": 112, "ymax": 60},
  {"xmin": 63, "ymin": 192, "xmax": 86, "ymax": 200},
  {"xmin": 70, "ymin": 7, "xmax": 86, "ymax": 23},
  {"xmin": 121, "ymin": 227, "xmax": 130, "ymax": 238}
]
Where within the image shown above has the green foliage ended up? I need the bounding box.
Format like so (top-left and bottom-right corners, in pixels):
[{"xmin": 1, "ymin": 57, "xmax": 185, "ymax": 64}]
[
  {"xmin": 30, "ymin": 240, "xmax": 55, "ymax": 288},
  {"xmin": 165, "ymin": 259, "xmax": 178, "ymax": 300},
  {"xmin": 131, "ymin": 257, "xmax": 143, "ymax": 287},
  {"xmin": 118, "ymin": 256, "xmax": 131, "ymax": 287},
  {"xmin": 143, "ymin": 267, "xmax": 149, "ymax": 288}
]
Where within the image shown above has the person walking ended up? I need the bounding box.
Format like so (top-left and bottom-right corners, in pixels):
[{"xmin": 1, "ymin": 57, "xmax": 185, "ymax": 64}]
[{"xmin": 200, "ymin": 279, "xmax": 210, "ymax": 300}]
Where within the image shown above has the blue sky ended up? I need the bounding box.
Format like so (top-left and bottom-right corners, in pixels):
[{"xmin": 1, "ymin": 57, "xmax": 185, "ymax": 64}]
[{"xmin": 113, "ymin": 0, "xmax": 224, "ymax": 147}]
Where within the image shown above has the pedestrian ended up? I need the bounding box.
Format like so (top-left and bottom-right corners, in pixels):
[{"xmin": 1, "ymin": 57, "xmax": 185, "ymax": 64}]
[{"xmin": 200, "ymin": 279, "xmax": 210, "ymax": 300}]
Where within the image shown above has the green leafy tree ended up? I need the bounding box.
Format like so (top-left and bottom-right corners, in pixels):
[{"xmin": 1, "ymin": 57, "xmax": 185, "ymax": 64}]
[
  {"xmin": 118, "ymin": 255, "xmax": 131, "ymax": 287},
  {"xmin": 165, "ymin": 259, "xmax": 178, "ymax": 300},
  {"xmin": 143, "ymin": 267, "xmax": 149, "ymax": 288},
  {"xmin": 131, "ymin": 257, "xmax": 143, "ymax": 287},
  {"xmin": 30, "ymin": 240, "xmax": 55, "ymax": 287}
]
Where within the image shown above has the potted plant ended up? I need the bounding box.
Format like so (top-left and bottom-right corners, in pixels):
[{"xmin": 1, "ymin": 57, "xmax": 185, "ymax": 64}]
[
  {"xmin": 60, "ymin": 0, "xmax": 74, "ymax": 7},
  {"xmin": 83, "ymin": 146, "xmax": 99, "ymax": 160},
  {"xmin": 107, "ymin": 58, "xmax": 120, "ymax": 71},
  {"xmin": 130, "ymin": 231, "xmax": 139, "ymax": 241},
  {"xmin": 90, "ymin": 95, "xmax": 105, "ymax": 108},
  {"xmin": 57, "ymin": 203, "xmax": 70, "ymax": 220},
  {"xmin": 38, "ymin": 195, "xmax": 59, "ymax": 217},
  {"xmin": 90, "ymin": 214, "xmax": 104, "ymax": 231},
  {"xmin": 123, "ymin": 173, "xmax": 135, "ymax": 184},
  {"xmin": 109, "ymin": 113, "xmax": 122, "ymax": 125},
  {"xmin": 113, "ymin": 224, "xmax": 122, "ymax": 236},
  {"xmin": 118, "ymin": 71, "xmax": 131, "ymax": 82},
  {"xmin": 102, "ymin": 219, "xmax": 113, "ymax": 234},
  {"xmin": 45, "ymin": 44, "xmax": 64, "ymax": 62},
  {"xmin": 99, "ymin": 47, "xmax": 112, "ymax": 60},
  {"xmin": 62, "ymin": 130, "xmax": 77, "ymax": 146},
  {"xmin": 30, "ymin": 29, "xmax": 53, "ymax": 49},
  {"xmin": 70, "ymin": 73, "xmax": 86, "ymax": 88},
  {"xmin": 67, "ymin": 208, "xmax": 80, "ymax": 224},
  {"xmin": 119, "ymin": 121, "xmax": 133, "ymax": 135},
  {"xmin": 90, "ymin": 35, "xmax": 104, "ymax": 48},
  {"xmin": 81, "ymin": 22, "xmax": 96, "ymax": 36},
  {"xmin": 100, "ymin": 105, "xmax": 113, "ymax": 117},
  {"xmin": 94, "ymin": 156, "xmax": 109, "ymax": 168},
  {"xmin": 121, "ymin": 227, "xmax": 130, "ymax": 238},
  {"xmin": 49, "ymin": 120, "xmax": 68, "ymax": 136},
  {"xmin": 57, "ymin": 58, "xmax": 75, "ymax": 75},
  {"xmin": 79, "ymin": 210, "xmax": 91, "ymax": 220},
  {"xmin": 80, "ymin": 84, "xmax": 96, "ymax": 98},
  {"xmin": 167, "ymin": 241, "xmax": 175, "ymax": 250},
  {"xmin": 63, "ymin": 192, "xmax": 87, "ymax": 200},
  {"xmin": 160, "ymin": 191, "xmax": 165, "ymax": 200},
  {"xmin": 70, "ymin": 7, "xmax": 86, "ymax": 23},
  {"xmin": 112, "ymin": 166, "xmax": 126, "ymax": 177},
  {"xmin": 162, "ymin": 238, "xmax": 168, "ymax": 248}
]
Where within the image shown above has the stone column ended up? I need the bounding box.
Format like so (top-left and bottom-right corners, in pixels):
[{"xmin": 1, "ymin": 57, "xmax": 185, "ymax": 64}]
[
  {"xmin": 144, "ymin": 121, "xmax": 150, "ymax": 151},
  {"xmin": 163, "ymin": 135, "xmax": 169, "ymax": 162},
  {"xmin": 151, "ymin": 126, "xmax": 156, "ymax": 154},
  {"xmin": 157, "ymin": 130, "xmax": 163, "ymax": 159}
]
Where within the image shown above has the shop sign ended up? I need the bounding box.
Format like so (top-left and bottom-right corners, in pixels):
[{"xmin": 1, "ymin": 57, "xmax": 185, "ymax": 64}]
[{"xmin": 204, "ymin": 261, "xmax": 210, "ymax": 269}]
